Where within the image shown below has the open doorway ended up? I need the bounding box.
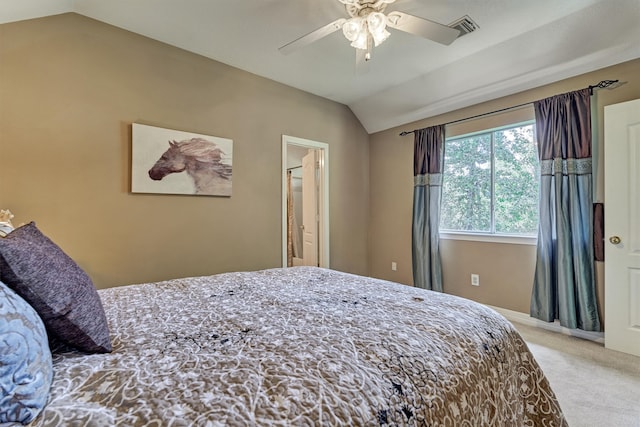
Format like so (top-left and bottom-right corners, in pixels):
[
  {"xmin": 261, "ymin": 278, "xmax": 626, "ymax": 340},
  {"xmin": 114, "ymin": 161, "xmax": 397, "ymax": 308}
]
[{"xmin": 282, "ymin": 135, "xmax": 329, "ymax": 268}]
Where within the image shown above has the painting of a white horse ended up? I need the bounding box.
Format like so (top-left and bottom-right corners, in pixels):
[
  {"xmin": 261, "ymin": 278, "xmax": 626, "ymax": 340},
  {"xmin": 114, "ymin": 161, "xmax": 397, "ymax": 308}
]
[{"xmin": 131, "ymin": 124, "xmax": 233, "ymax": 196}]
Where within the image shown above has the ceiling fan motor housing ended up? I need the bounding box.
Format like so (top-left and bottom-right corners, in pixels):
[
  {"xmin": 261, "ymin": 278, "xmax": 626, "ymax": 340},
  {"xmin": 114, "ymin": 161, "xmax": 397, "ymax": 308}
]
[{"xmin": 345, "ymin": 0, "xmax": 393, "ymax": 18}]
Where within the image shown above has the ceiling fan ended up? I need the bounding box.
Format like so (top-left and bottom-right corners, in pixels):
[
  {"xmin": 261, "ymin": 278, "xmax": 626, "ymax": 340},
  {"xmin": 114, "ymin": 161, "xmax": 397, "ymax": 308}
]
[{"xmin": 279, "ymin": 0, "xmax": 462, "ymax": 63}]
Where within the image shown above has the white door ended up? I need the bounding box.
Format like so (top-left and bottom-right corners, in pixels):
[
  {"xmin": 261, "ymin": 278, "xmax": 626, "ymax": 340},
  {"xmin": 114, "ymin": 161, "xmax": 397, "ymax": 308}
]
[
  {"xmin": 302, "ymin": 150, "xmax": 318, "ymax": 267},
  {"xmin": 604, "ymin": 98, "xmax": 640, "ymax": 357}
]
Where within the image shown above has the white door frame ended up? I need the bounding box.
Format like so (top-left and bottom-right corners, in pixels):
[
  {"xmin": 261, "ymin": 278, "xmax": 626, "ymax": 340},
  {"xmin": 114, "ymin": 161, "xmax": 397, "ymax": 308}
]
[{"xmin": 282, "ymin": 135, "xmax": 329, "ymax": 268}]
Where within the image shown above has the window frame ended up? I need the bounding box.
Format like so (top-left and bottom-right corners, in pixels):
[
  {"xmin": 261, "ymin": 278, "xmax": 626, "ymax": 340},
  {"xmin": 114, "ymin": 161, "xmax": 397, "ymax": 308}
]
[{"xmin": 439, "ymin": 120, "xmax": 538, "ymax": 245}]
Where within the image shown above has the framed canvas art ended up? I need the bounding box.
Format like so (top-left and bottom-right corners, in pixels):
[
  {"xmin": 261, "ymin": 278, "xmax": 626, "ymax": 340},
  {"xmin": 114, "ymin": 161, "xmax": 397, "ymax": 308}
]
[{"xmin": 131, "ymin": 124, "xmax": 233, "ymax": 196}]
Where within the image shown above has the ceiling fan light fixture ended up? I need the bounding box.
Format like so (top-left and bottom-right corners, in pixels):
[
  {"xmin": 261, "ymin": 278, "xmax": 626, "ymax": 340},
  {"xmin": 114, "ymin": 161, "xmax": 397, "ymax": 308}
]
[
  {"xmin": 350, "ymin": 28, "xmax": 369, "ymax": 49},
  {"xmin": 342, "ymin": 17, "xmax": 364, "ymax": 42},
  {"xmin": 366, "ymin": 11, "xmax": 386, "ymax": 31},
  {"xmin": 342, "ymin": 10, "xmax": 390, "ymax": 50},
  {"xmin": 370, "ymin": 27, "xmax": 390, "ymax": 46},
  {"xmin": 367, "ymin": 12, "xmax": 390, "ymax": 46}
]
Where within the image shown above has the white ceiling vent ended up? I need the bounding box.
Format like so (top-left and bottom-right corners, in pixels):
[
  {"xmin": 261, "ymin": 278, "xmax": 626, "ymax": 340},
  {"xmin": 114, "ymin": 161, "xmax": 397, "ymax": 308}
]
[{"xmin": 449, "ymin": 15, "xmax": 479, "ymax": 37}]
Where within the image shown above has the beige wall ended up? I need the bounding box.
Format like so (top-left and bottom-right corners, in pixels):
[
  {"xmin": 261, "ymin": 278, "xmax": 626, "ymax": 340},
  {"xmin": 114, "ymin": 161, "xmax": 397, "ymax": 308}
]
[
  {"xmin": 369, "ymin": 58, "xmax": 640, "ymax": 314},
  {"xmin": 0, "ymin": 13, "xmax": 370, "ymax": 288}
]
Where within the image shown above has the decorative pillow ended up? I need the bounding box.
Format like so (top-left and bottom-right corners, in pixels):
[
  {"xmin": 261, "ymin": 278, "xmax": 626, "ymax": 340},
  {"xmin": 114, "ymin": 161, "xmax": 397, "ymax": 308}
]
[
  {"xmin": 0, "ymin": 280, "xmax": 53, "ymax": 424},
  {"xmin": 0, "ymin": 222, "xmax": 112, "ymax": 353}
]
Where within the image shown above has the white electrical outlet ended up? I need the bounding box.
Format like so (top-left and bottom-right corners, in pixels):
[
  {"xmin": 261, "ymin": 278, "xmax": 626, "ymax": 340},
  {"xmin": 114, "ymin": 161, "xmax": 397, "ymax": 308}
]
[
  {"xmin": 471, "ymin": 274, "xmax": 480, "ymax": 286},
  {"xmin": 391, "ymin": 262, "xmax": 397, "ymax": 271}
]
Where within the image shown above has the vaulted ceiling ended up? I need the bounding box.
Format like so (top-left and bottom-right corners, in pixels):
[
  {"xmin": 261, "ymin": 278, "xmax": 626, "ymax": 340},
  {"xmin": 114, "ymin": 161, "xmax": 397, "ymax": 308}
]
[{"xmin": 3, "ymin": 0, "xmax": 639, "ymax": 133}]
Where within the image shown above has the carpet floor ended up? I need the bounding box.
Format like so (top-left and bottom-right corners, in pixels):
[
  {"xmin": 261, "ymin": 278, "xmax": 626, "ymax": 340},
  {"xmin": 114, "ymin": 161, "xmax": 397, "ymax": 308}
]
[{"xmin": 514, "ymin": 322, "xmax": 640, "ymax": 427}]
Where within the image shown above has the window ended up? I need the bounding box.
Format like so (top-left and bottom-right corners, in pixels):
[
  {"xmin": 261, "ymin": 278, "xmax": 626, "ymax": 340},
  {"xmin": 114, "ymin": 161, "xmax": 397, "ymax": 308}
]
[{"xmin": 440, "ymin": 122, "xmax": 539, "ymax": 237}]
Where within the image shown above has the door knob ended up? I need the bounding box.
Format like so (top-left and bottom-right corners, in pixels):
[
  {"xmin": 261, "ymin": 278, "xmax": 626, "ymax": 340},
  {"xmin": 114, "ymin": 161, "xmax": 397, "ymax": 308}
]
[{"xmin": 609, "ymin": 236, "xmax": 621, "ymax": 245}]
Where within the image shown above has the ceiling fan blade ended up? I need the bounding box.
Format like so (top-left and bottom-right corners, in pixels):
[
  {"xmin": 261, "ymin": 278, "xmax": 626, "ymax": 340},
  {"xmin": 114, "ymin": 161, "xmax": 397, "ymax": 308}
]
[
  {"xmin": 386, "ymin": 11, "xmax": 460, "ymax": 45},
  {"xmin": 279, "ymin": 18, "xmax": 347, "ymax": 55}
]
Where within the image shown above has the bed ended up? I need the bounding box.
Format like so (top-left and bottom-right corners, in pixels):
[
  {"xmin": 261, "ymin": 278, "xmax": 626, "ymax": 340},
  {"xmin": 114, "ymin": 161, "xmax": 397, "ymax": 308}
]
[{"xmin": 0, "ymin": 224, "xmax": 567, "ymax": 426}]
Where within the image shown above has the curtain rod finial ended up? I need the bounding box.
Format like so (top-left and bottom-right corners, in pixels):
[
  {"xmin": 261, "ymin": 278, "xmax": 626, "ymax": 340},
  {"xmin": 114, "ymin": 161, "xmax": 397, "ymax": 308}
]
[{"xmin": 589, "ymin": 79, "xmax": 619, "ymax": 95}]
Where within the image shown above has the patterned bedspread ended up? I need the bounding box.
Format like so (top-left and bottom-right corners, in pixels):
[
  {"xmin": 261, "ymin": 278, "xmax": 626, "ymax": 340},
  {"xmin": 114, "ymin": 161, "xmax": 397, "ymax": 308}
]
[{"xmin": 29, "ymin": 267, "xmax": 567, "ymax": 426}]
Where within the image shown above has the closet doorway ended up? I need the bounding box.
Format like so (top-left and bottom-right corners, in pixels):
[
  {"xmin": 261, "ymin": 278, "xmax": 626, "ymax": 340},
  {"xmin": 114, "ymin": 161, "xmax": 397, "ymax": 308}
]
[{"xmin": 282, "ymin": 135, "xmax": 329, "ymax": 268}]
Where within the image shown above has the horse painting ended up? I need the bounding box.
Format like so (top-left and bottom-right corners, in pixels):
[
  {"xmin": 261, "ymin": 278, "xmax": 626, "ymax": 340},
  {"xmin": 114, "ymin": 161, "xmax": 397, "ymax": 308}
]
[{"xmin": 148, "ymin": 137, "xmax": 232, "ymax": 196}]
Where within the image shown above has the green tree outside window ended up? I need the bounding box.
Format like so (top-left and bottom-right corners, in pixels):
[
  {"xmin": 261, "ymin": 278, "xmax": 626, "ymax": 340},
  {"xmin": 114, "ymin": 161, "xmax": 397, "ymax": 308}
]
[{"xmin": 441, "ymin": 123, "xmax": 538, "ymax": 235}]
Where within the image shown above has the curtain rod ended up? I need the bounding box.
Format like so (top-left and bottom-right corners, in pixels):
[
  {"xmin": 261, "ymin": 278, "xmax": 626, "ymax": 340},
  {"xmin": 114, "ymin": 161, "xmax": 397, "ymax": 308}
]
[{"xmin": 399, "ymin": 79, "xmax": 619, "ymax": 136}]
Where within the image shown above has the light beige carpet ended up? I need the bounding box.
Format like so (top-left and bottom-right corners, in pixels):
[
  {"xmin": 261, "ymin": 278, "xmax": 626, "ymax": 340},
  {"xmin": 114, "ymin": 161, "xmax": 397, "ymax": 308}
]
[{"xmin": 514, "ymin": 322, "xmax": 640, "ymax": 427}]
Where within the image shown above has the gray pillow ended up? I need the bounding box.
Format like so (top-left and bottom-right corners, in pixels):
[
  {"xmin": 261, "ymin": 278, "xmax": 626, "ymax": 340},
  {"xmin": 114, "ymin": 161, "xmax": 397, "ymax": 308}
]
[
  {"xmin": 0, "ymin": 280, "xmax": 53, "ymax": 424},
  {"xmin": 0, "ymin": 222, "xmax": 112, "ymax": 353}
]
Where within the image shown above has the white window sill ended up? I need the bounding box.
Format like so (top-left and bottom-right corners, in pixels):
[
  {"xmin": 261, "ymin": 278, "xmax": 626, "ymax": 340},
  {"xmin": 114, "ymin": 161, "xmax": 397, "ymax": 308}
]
[{"xmin": 440, "ymin": 231, "xmax": 537, "ymax": 245}]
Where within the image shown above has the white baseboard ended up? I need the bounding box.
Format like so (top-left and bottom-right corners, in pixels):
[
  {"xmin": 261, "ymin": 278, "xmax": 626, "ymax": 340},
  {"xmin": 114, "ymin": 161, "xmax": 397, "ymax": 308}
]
[{"xmin": 487, "ymin": 305, "xmax": 605, "ymax": 344}]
